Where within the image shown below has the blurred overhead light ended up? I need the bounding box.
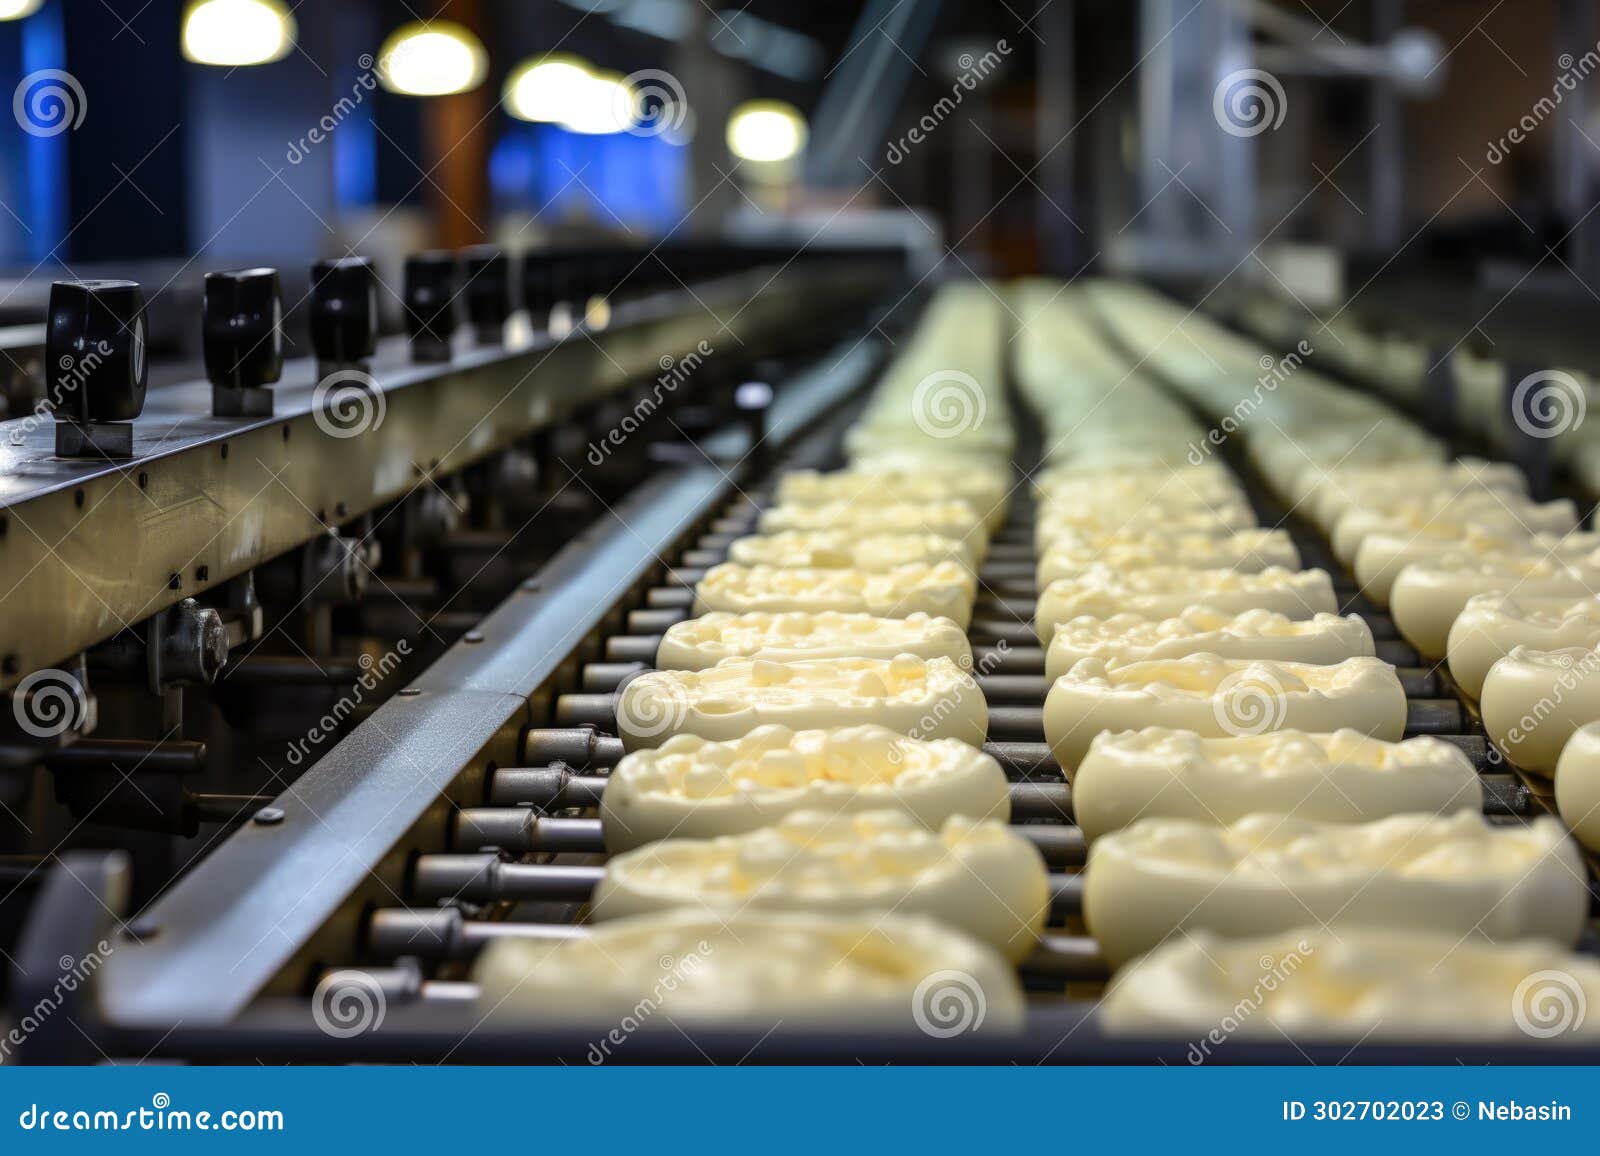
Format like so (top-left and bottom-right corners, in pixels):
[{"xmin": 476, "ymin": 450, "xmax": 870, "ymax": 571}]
[
  {"xmin": 182, "ymin": 0, "xmax": 296, "ymax": 67},
  {"xmin": 378, "ymin": 21, "xmax": 488, "ymax": 96},
  {"xmin": 0, "ymin": 0, "xmax": 45, "ymax": 20},
  {"xmin": 504, "ymin": 55, "xmax": 594, "ymax": 123},
  {"xmin": 561, "ymin": 69, "xmax": 635, "ymax": 135},
  {"xmin": 504, "ymin": 57, "xmax": 634, "ymax": 135},
  {"xmin": 726, "ymin": 100, "xmax": 806, "ymax": 163}
]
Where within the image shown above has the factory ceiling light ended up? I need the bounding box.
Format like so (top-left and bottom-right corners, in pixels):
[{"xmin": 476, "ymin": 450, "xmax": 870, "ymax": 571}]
[
  {"xmin": 181, "ymin": 0, "xmax": 296, "ymax": 66},
  {"xmin": 0, "ymin": 0, "xmax": 44, "ymax": 20},
  {"xmin": 377, "ymin": 21, "xmax": 488, "ymax": 96},
  {"xmin": 503, "ymin": 56, "xmax": 595, "ymax": 123},
  {"xmin": 726, "ymin": 99, "xmax": 806, "ymax": 163},
  {"xmin": 560, "ymin": 69, "xmax": 636, "ymax": 135},
  {"xmin": 504, "ymin": 57, "xmax": 638, "ymax": 136}
]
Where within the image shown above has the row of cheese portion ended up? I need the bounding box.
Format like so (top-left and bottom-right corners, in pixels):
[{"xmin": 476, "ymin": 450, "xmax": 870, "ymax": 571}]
[
  {"xmin": 1013, "ymin": 287, "xmax": 1408, "ymax": 774},
  {"xmin": 478, "ymin": 282, "xmax": 1039, "ymax": 1033},
  {"xmin": 1028, "ymin": 282, "xmax": 1599, "ymax": 1042},
  {"xmin": 1237, "ymin": 290, "xmax": 1600, "ymax": 504},
  {"xmin": 1086, "ymin": 281, "xmax": 1600, "ymax": 866}
]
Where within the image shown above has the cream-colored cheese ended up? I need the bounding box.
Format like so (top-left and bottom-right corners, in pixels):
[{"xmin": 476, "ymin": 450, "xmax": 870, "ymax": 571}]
[
  {"xmin": 1390, "ymin": 555, "xmax": 1600, "ymax": 659},
  {"xmin": 591, "ymin": 810, "xmax": 1049, "ymax": 963},
  {"xmin": 1354, "ymin": 529, "xmax": 1600, "ymax": 609},
  {"xmin": 599, "ymin": 724, "xmax": 1009, "ymax": 851},
  {"xmin": 1033, "ymin": 470, "xmax": 1244, "ymax": 511},
  {"xmin": 774, "ymin": 469, "xmax": 1010, "ymax": 530},
  {"xmin": 1329, "ymin": 495, "xmax": 1578, "ymax": 564},
  {"xmin": 1072, "ymin": 727, "xmax": 1482, "ymax": 842},
  {"xmin": 1043, "ymin": 655, "xmax": 1405, "ymax": 775},
  {"xmin": 1447, "ymin": 593, "xmax": 1600, "ymax": 700},
  {"xmin": 1034, "ymin": 459, "xmax": 1237, "ymax": 486},
  {"xmin": 848, "ymin": 447, "xmax": 1012, "ymax": 482},
  {"xmin": 474, "ymin": 907, "xmax": 1025, "ymax": 1033},
  {"xmin": 1036, "ymin": 566, "xmax": 1338, "ymax": 647},
  {"xmin": 693, "ymin": 562, "xmax": 976, "ymax": 628},
  {"xmin": 1100, "ymin": 927, "xmax": 1600, "ymax": 1041},
  {"xmin": 656, "ymin": 611, "xmax": 973, "ymax": 671},
  {"xmin": 759, "ymin": 498, "xmax": 988, "ymax": 545},
  {"xmin": 1046, "ymin": 607, "xmax": 1372, "ymax": 680},
  {"xmin": 1036, "ymin": 498, "xmax": 1257, "ymax": 549},
  {"xmin": 615, "ymin": 655, "xmax": 988, "ymax": 750},
  {"xmin": 1037, "ymin": 529, "xmax": 1301, "ymax": 587},
  {"xmin": 1030, "ymin": 502, "xmax": 1254, "ymax": 547},
  {"xmin": 1555, "ymin": 722, "xmax": 1600, "ymax": 854},
  {"xmin": 1480, "ymin": 644, "xmax": 1600, "ymax": 776},
  {"xmin": 1302, "ymin": 458, "xmax": 1527, "ymax": 530},
  {"xmin": 727, "ymin": 530, "xmax": 978, "ymax": 572},
  {"xmin": 1084, "ymin": 812, "xmax": 1585, "ymax": 966}
]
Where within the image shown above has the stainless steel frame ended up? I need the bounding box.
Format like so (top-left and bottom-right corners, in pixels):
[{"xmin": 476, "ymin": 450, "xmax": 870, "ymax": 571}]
[{"xmin": 0, "ymin": 265, "xmax": 884, "ymax": 686}]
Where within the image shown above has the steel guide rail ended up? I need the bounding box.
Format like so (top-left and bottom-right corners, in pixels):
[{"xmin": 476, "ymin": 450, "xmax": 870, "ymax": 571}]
[
  {"xmin": 51, "ymin": 323, "xmax": 888, "ymax": 1037},
  {"xmin": 22, "ymin": 307, "xmax": 1600, "ymax": 1064}
]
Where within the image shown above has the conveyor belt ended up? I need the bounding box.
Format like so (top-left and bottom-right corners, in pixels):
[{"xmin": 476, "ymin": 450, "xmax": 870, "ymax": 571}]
[{"xmin": 15, "ymin": 294, "xmax": 1600, "ymax": 1064}]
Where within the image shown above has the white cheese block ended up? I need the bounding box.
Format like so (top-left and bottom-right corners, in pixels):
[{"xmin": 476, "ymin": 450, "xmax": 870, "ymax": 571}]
[
  {"xmin": 774, "ymin": 469, "xmax": 1010, "ymax": 530},
  {"xmin": 656, "ymin": 611, "xmax": 972, "ymax": 671},
  {"xmin": 1354, "ymin": 529, "xmax": 1600, "ymax": 609},
  {"xmin": 1037, "ymin": 529, "xmax": 1301, "ymax": 587},
  {"xmin": 615, "ymin": 655, "xmax": 988, "ymax": 750},
  {"xmin": 1100, "ymin": 927, "xmax": 1600, "ymax": 1041},
  {"xmin": 1480, "ymin": 645, "xmax": 1600, "ymax": 776},
  {"xmin": 1447, "ymin": 593, "xmax": 1600, "ymax": 700},
  {"xmin": 1072, "ymin": 727, "xmax": 1481, "ymax": 842},
  {"xmin": 1043, "ymin": 655, "xmax": 1405, "ymax": 775},
  {"xmin": 1033, "ymin": 470, "xmax": 1244, "ymax": 511},
  {"xmin": 598, "ymin": 724, "xmax": 1008, "ymax": 851},
  {"xmin": 1034, "ymin": 459, "xmax": 1238, "ymax": 486},
  {"xmin": 591, "ymin": 810, "xmax": 1049, "ymax": 963},
  {"xmin": 1555, "ymin": 721, "xmax": 1600, "ymax": 854},
  {"xmin": 1036, "ymin": 566, "xmax": 1339, "ymax": 647},
  {"xmin": 1302, "ymin": 458, "xmax": 1527, "ymax": 529},
  {"xmin": 693, "ymin": 562, "xmax": 976, "ymax": 628},
  {"xmin": 1329, "ymin": 495, "xmax": 1578, "ymax": 565},
  {"xmin": 758, "ymin": 498, "xmax": 988, "ymax": 545},
  {"xmin": 1036, "ymin": 499, "xmax": 1257, "ymax": 549},
  {"xmin": 1083, "ymin": 812, "xmax": 1585, "ymax": 967},
  {"xmin": 1034, "ymin": 504, "xmax": 1256, "ymax": 546},
  {"xmin": 1046, "ymin": 607, "xmax": 1371, "ymax": 681},
  {"xmin": 474, "ymin": 908, "xmax": 1025, "ymax": 1034},
  {"xmin": 727, "ymin": 530, "xmax": 978, "ymax": 572},
  {"xmin": 1390, "ymin": 555, "xmax": 1600, "ymax": 659}
]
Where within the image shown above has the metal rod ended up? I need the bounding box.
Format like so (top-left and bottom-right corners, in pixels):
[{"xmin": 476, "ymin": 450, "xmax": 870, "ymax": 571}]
[{"xmin": 365, "ymin": 907, "xmax": 1109, "ymax": 980}]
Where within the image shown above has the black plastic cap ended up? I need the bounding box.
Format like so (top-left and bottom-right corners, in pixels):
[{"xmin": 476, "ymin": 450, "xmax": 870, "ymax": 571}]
[
  {"xmin": 521, "ymin": 253, "xmax": 555, "ymax": 314},
  {"xmin": 202, "ymin": 267, "xmax": 283, "ymax": 390},
  {"xmin": 44, "ymin": 279, "xmax": 148, "ymax": 423},
  {"xmin": 462, "ymin": 247, "xmax": 512, "ymax": 333},
  {"xmin": 309, "ymin": 256, "xmax": 378, "ymax": 364},
  {"xmin": 403, "ymin": 250, "xmax": 459, "ymax": 347}
]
